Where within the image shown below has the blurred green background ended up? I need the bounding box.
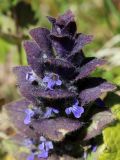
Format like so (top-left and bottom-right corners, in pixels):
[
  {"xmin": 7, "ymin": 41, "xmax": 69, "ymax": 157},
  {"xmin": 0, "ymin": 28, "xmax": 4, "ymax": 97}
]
[{"xmin": 0, "ymin": 0, "xmax": 120, "ymax": 160}]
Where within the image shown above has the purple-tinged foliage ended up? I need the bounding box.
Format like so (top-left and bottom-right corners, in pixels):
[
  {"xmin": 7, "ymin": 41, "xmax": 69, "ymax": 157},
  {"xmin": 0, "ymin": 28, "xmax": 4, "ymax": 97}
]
[
  {"xmin": 4, "ymin": 10, "xmax": 116, "ymax": 159},
  {"xmin": 83, "ymin": 110, "xmax": 114, "ymax": 141},
  {"xmin": 75, "ymin": 58, "xmax": 106, "ymax": 81},
  {"xmin": 79, "ymin": 81, "xmax": 116, "ymax": 106},
  {"xmin": 32, "ymin": 117, "xmax": 82, "ymax": 142}
]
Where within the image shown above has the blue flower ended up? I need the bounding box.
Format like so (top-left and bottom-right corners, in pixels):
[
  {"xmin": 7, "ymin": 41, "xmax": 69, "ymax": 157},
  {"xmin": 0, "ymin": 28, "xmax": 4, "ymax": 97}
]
[
  {"xmin": 38, "ymin": 150, "xmax": 48, "ymax": 158},
  {"xmin": 92, "ymin": 145, "xmax": 97, "ymax": 152},
  {"xmin": 39, "ymin": 136, "xmax": 53, "ymax": 151},
  {"xmin": 65, "ymin": 100, "xmax": 84, "ymax": 118},
  {"xmin": 43, "ymin": 73, "xmax": 62, "ymax": 90},
  {"xmin": 26, "ymin": 136, "xmax": 53, "ymax": 160},
  {"xmin": 27, "ymin": 153, "xmax": 35, "ymax": 160},
  {"xmin": 38, "ymin": 136, "xmax": 53, "ymax": 158},
  {"xmin": 26, "ymin": 72, "xmax": 37, "ymax": 82},
  {"xmin": 24, "ymin": 108, "xmax": 34, "ymax": 125},
  {"xmin": 44, "ymin": 107, "xmax": 59, "ymax": 118}
]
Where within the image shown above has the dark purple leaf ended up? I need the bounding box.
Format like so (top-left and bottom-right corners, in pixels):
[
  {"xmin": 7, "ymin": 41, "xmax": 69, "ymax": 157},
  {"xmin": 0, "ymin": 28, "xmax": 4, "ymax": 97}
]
[
  {"xmin": 29, "ymin": 27, "xmax": 53, "ymax": 57},
  {"xmin": 32, "ymin": 117, "xmax": 82, "ymax": 141},
  {"xmin": 77, "ymin": 77, "xmax": 106, "ymax": 91},
  {"xmin": 4, "ymin": 99, "xmax": 35, "ymax": 138},
  {"xmin": 83, "ymin": 110, "xmax": 114, "ymax": 141},
  {"xmin": 43, "ymin": 58, "xmax": 76, "ymax": 79},
  {"xmin": 33, "ymin": 89, "xmax": 76, "ymax": 101},
  {"xmin": 13, "ymin": 66, "xmax": 40, "ymax": 103},
  {"xmin": 51, "ymin": 36, "xmax": 74, "ymax": 57},
  {"xmin": 18, "ymin": 84, "xmax": 42, "ymax": 104},
  {"xmin": 72, "ymin": 34, "xmax": 93, "ymax": 54},
  {"xmin": 67, "ymin": 50, "xmax": 85, "ymax": 67},
  {"xmin": 79, "ymin": 81, "xmax": 116, "ymax": 106},
  {"xmin": 62, "ymin": 21, "xmax": 76, "ymax": 36},
  {"xmin": 75, "ymin": 58, "xmax": 106, "ymax": 81},
  {"xmin": 47, "ymin": 16, "xmax": 56, "ymax": 24},
  {"xmin": 23, "ymin": 40, "xmax": 44, "ymax": 77}
]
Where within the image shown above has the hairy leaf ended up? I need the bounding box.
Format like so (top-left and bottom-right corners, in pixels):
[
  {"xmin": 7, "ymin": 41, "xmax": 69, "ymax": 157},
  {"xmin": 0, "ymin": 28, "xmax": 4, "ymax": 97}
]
[
  {"xmin": 23, "ymin": 40, "xmax": 44, "ymax": 77},
  {"xmin": 83, "ymin": 110, "xmax": 114, "ymax": 141},
  {"xmin": 4, "ymin": 99, "xmax": 35, "ymax": 138},
  {"xmin": 43, "ymin": 58, "xmax": 76, "ymax": 79},
  {"xmin": 72, "ymin": 34, "xmax": 93, "ymax": 54},
  {"xmin": 29, "ymin": 27, "xmax": 53, "ymax": 57},
  {"xmin": 75, "ymin": 58, "xmax": 105, "ymax": 81},
  {"xmin": 79, "ymin": 81, "xmax": 116, "ymax": 106},
  {"xmin": 32, "ymin": 117, "xmax": 82, "ymax": 141}
]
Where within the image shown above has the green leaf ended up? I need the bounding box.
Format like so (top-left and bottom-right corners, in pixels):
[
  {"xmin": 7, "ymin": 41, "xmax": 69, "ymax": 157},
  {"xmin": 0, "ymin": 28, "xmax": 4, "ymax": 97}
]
[
  {"xmin": 98, "ymin": 93, "xmax": 120, "ymax": 160},
  {"xmin": 98, "ymin": 122, "xmax": 120, "ymax": 160}
]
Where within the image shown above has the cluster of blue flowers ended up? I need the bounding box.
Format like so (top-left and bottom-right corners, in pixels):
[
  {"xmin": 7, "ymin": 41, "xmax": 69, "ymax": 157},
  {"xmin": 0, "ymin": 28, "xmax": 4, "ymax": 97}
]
[
  {"xmin": 24, "ymin": 73, "xmax": 85, "ymax": 125},
  {"xmin": 23, "ymin": 72, "xmax": 85, "ymax": 159},
  {"xmin": 25, "ymin": 136, "xmax": 53, "ymax": 160}
]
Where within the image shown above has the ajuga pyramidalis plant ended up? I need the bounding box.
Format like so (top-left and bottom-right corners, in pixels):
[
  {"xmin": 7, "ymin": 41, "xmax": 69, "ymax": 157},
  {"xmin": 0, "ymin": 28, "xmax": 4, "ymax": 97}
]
[{"xmin": 5, "ymin": 10, "xmax": 116, "ymax": 160}]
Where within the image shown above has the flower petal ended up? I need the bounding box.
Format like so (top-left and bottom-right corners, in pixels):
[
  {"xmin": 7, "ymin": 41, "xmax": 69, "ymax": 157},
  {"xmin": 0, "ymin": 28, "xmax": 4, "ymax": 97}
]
[
  {"xmin": 38, "ymin": 142, "xmax": 45, "ymax": 150},
  {"xmin": 56, "ymin": 79, "xmax": 62, "ymax": 86},
  {"xmin": 38, "ymin": 150, "xmax": 48, "ymax": 158},
  {"xmin": 65, "ymin": 107, "xmax": 72, "ymax": 115},
  {"xmin": 92, "ymin": 145, "xmax": 97, "ymax": 152},
  {"xmin": 72, "ymin": 106, "xmax": 84, "ymax": 118},
  {"xmin": 44, "ymin": 108, "xmax": 52, "ymax": 118},
  {"xmin": 40, "ymin": 136, "xmax": 46, "ymax": 142},
  {"xmin": 45, "ymin": 141, "xmax": 53, "ymax": 151},
  {"xmin": 47, "ymin": 80, "xmax": 56, "ymax": 90},
  {"xmin": 42, "ymin": 76, "xmax": 50, "ymax": 83},
  {"xmin": 27, "ymin": 153, "xmax": 34, "ymax": 160},
  {"xmin": 52, "ymin": 108, "xmax": 59, "ymax": 114},
  {"xmin": 24, "ymin": 115, "xmax": 31, "ymax": 125},
  {"xmin": 25, "ymin": 109, "xmax": 34, "ymax": 117}
]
